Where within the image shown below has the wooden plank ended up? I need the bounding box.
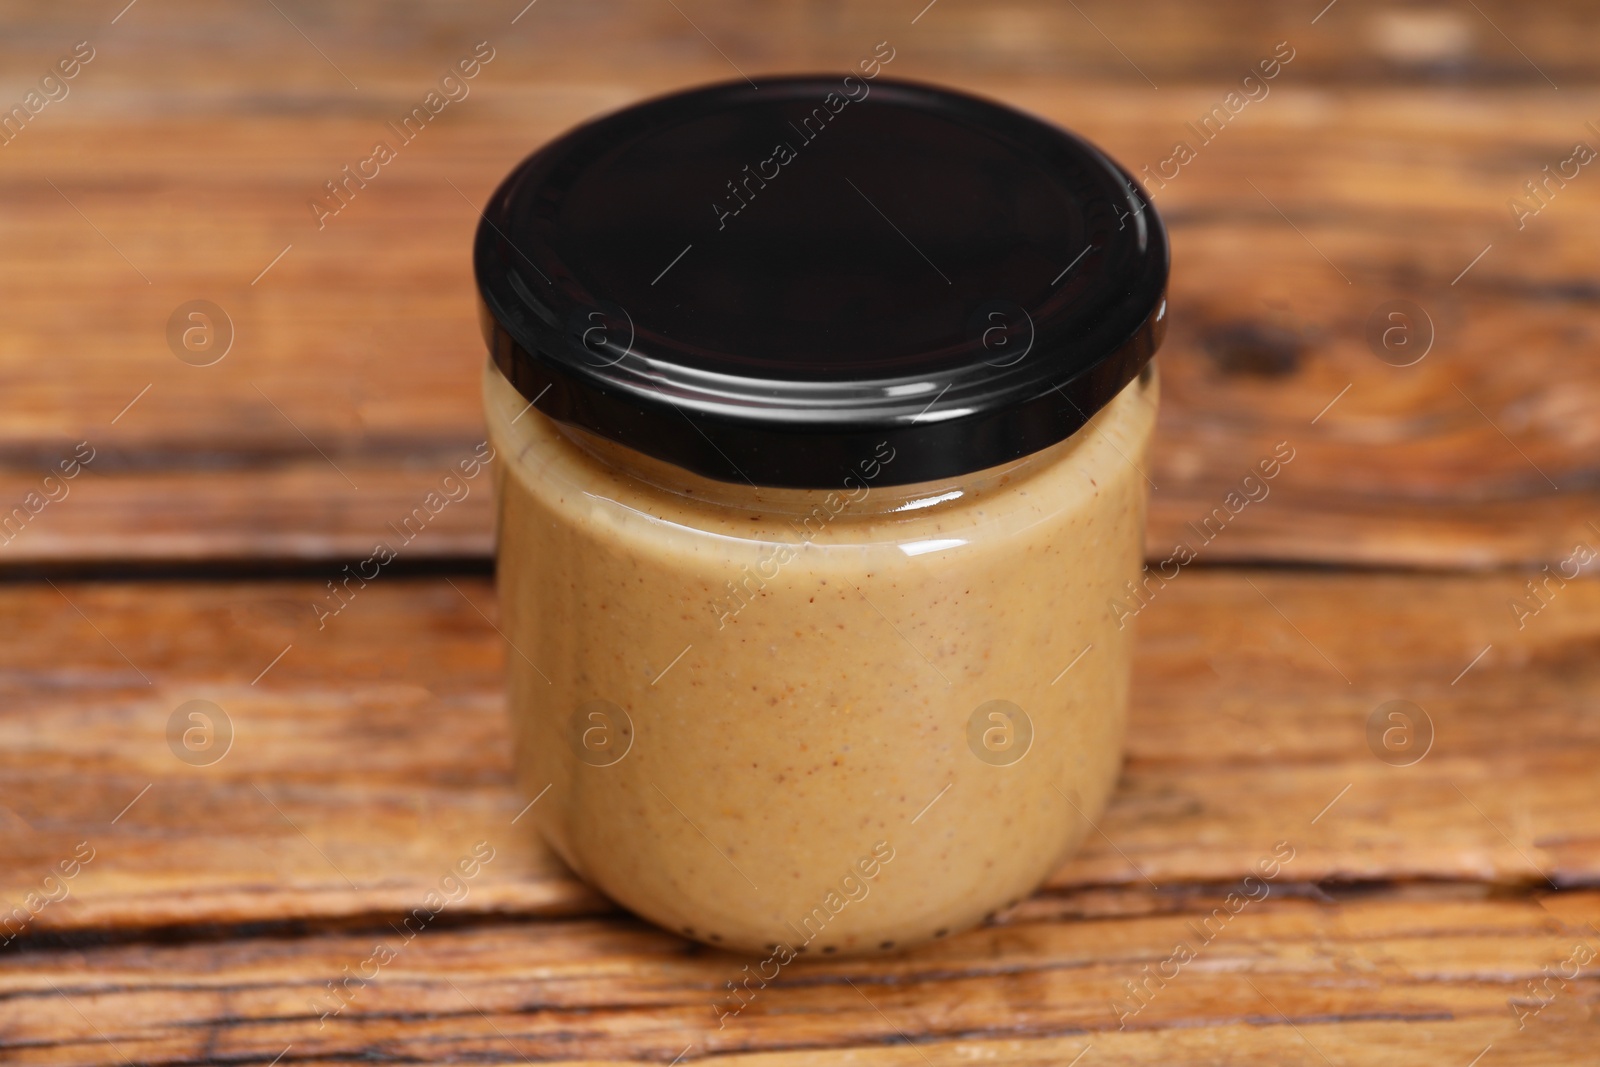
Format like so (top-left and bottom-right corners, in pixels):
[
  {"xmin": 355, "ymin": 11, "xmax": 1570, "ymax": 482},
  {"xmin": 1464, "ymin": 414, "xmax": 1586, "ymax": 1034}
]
[
  {"xmin": 0, "ymin": 116, "xmax": 1594, "ymax": 570},
  {"xmin": 1, "ymin": 894, "xmax": 1594, "ymax": 1064},
  {"xmin": 1, "ymin": 4, "xmax": 1598, "ymax": 569},
  {"xmin": 3, "ymin": 569, "xmax": 1597, "ymax": 942},
  {"xmin": 2, "ymin": 0, "xmax": 1596, "ymax": 88}
]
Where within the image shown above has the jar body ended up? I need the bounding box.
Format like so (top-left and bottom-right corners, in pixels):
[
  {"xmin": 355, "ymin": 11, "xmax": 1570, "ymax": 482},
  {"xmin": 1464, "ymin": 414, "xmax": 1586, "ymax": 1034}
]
[{"xmin": 486, "ymin": 360, "xmax": 1158, "ymax": 954}]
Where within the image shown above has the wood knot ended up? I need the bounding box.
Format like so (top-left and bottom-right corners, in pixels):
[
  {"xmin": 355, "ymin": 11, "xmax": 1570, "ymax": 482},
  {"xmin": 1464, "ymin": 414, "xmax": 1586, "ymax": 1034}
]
[{"xmin": 1200, "ymin": 320, "xmax": 1304, "ymax": 378}]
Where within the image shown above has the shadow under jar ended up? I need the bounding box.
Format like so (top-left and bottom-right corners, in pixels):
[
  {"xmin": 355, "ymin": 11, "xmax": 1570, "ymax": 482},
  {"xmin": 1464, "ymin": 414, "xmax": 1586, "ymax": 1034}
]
[{"xmin": 475, "ymin": 76, "xmax": 1168, "ymax": 955}]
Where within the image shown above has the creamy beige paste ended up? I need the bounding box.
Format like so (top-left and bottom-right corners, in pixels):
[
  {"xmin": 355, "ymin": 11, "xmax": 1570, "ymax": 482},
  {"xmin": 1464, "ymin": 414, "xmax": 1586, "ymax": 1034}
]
[{"xmin": 486, "ymin": 360, "xmax": 1158, "ymax": 954}]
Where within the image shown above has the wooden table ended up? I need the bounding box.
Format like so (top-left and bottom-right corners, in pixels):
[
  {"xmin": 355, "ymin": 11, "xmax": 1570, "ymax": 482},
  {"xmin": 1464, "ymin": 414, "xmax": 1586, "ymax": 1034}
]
[{"xmin": 3, "ymin": 1, "xmax": 1597, "ymax": 1062}]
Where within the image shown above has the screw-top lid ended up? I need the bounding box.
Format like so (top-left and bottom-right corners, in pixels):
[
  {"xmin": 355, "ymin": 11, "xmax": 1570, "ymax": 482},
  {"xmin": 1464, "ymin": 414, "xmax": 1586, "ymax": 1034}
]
[{"xmin": 474, "ymin": 76, "xmax": 1168, "ymax": 488}]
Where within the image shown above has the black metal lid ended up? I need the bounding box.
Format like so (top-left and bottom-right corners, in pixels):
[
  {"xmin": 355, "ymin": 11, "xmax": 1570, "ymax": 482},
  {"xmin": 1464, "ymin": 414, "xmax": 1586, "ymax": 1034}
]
[{"xmin": 474, "ymin": 75, "xmax": 1168, "ymax": 488}]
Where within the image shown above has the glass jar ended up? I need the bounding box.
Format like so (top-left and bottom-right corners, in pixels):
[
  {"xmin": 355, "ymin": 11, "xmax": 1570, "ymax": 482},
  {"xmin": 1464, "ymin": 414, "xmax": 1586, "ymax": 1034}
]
[{"xmin": 475, "ymin": 76, "xmax": 1168, "ymax": 955}]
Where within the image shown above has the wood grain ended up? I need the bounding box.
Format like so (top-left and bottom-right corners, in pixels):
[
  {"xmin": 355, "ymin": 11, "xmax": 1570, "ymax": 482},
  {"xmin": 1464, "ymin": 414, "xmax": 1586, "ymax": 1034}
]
[
  {"xmin": 2, "ymin": 2, "xmax": 1598, "ymax": 570},
  {"xmin": 2, "ymin": 894, "xmax": 1595, "ymax": 1064}
]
